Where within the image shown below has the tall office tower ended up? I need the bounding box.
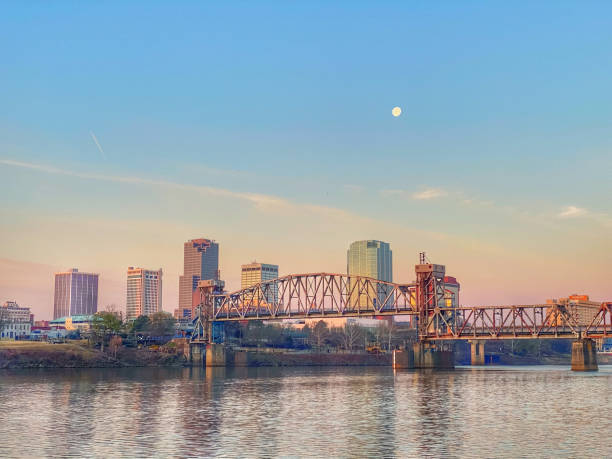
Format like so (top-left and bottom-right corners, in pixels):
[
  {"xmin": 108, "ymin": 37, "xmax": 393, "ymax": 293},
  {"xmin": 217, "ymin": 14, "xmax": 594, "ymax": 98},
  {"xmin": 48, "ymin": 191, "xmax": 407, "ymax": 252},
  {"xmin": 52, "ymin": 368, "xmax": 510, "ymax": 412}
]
[
  {"xmin": 53, "ymin": 269, "xmax": 99, "ymax": 319},
  {"xmin": 178, "ymin": 238, "xmax": 219, "ymax": 318},
  {"xmin": 126, "ymin": 267, "xmax": 163, "ymax": 320},
  {"xmin": 241, "ymin": 262, "xmax": 279, "ymax": 304},
  {"xmin": 347, "ymin": 240, "xmax": 393, "ymax": 308}
]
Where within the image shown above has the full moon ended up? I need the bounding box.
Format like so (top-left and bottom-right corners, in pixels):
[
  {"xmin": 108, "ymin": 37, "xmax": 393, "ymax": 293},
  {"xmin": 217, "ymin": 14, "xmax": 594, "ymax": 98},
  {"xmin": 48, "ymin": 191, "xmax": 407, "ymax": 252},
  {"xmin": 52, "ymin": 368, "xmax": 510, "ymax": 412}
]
[{"xmin": 392, "ymin": 106, "xmax": 402, "ymax": 117}]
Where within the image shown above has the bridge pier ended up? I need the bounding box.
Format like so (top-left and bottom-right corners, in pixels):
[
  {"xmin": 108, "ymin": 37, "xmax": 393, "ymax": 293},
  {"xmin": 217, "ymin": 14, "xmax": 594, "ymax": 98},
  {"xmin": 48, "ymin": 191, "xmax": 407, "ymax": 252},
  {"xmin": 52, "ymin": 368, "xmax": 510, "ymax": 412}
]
[
  {"xmin": 470, "ymin": 340, "xmax": 485, "ymax": 366},
  {"xmin": 413, "ymin": 343, "xmax": 454, "ymax": 369},
  {"xmin": 392, "ymin": 349, "xmax": 415, "ymax": 369},
  {"xmin": 206, "ymin": 343, "xmax": 228, "ymax": 367},
  {"xmin": 393, "ymin": 344, "xmax": 454, "ymax": 370},
  {"xmin": 190, "ymin": 342, "xmax": 206, "ymax": 367},
  {"xmin": 571, "ymin": 339, "xmax": 598, "ymax": 371}
]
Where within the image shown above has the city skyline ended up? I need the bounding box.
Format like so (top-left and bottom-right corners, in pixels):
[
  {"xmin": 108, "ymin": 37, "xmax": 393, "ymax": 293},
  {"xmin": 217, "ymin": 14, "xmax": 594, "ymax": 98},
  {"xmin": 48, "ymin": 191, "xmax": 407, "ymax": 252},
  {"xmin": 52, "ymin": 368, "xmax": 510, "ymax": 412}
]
[{"xmin": 1, "ymin": 3, "xmax": 611, "ymax": 320}]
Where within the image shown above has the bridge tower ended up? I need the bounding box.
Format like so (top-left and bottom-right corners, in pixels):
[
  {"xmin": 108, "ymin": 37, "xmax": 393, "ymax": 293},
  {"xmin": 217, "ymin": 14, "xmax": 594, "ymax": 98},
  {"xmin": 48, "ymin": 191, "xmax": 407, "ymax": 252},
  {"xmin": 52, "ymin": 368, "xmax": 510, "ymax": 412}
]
[
  {"xmin": 415, "ymin": 252, "xmax": 446, "ymax": 340},
  {"xmin": 191, "ymin": 279, "xmax": 226, "ymax": 367}
]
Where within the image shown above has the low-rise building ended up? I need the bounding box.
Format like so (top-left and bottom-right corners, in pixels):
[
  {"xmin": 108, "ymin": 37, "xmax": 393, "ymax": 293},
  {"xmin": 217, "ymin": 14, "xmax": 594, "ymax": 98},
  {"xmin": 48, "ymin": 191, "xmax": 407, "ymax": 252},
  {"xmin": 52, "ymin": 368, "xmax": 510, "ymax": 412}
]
[
  {"xmin": 50, "ymin": 315, "xmax": 95, "ymax": 331},
  {"xmin": 0, "ymin": 301, "xmax": 32, "ymax": 339}
]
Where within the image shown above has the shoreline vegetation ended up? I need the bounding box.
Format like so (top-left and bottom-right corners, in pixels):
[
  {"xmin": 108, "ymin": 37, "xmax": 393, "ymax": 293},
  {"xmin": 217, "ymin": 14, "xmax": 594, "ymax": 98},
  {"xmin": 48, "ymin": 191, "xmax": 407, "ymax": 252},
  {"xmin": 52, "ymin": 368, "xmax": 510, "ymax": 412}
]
[
  {"xmin": 2, "ymin": 340, "xmax": 606, "ymax": 370},
  {"xmin": 0, "ymin": 341, "xmax": 186, "ymax": 369},
  {"xmin": 5, "ymin": 312, "xmax": 602, "ymax": 370}
]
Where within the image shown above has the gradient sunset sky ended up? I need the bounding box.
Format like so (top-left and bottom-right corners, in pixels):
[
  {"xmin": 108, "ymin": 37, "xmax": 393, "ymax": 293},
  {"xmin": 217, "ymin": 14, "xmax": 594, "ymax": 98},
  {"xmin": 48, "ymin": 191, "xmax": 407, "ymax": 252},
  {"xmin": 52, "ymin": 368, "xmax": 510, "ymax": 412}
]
[{"xmin": 2, "ymin": 2, "xmax": 611, "ymax": 319}]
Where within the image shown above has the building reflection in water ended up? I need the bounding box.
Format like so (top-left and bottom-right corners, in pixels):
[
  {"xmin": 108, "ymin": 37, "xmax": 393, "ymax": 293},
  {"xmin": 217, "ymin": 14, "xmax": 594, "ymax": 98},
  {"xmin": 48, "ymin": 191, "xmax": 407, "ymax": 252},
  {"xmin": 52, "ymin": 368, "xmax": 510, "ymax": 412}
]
[{"xmin": 1, "ymin": 365, "xmax": 609, "ymax": 457}]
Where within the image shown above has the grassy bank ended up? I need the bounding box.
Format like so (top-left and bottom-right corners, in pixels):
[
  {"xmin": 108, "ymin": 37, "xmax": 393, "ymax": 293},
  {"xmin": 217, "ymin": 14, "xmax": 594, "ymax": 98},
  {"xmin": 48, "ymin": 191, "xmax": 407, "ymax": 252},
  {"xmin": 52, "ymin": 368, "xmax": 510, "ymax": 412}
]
[{"xmin": 0, "ymin": 341, "xmax": 186, "ymax": 369}]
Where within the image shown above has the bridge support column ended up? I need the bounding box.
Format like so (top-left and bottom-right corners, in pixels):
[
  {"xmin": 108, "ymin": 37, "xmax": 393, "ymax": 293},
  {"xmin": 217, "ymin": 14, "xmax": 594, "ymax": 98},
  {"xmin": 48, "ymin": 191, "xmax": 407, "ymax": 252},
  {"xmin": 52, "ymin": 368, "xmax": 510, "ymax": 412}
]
[
  {"xmin": 413, "ymin": 343, "xmax": 454, "ymax": 369},
  {"xmin": 470, "ymin": 340, "xmax": 485, "ymax": 366},
  {"xmin": 571, "ymin": 339, "xmax": 598, "ymax": 371},
  {"xmin": 206, "ymin": 343, "xmax": 227, "ymax": 367},
  {"xmin": 190, "ymin": 342, "xmax": 206, "ymax": 367},
  {"xmin": 392, "ymin": 349, "xmax": 415, "ymax": 369}
]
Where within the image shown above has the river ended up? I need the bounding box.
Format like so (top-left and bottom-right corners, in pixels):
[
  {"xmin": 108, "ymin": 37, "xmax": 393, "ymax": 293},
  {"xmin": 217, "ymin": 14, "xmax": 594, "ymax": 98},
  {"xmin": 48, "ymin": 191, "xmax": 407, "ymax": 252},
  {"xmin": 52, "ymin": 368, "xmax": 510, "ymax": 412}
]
[{"xmin": 0, "ymin": 365, "xmax": 610, "ymax": 458}]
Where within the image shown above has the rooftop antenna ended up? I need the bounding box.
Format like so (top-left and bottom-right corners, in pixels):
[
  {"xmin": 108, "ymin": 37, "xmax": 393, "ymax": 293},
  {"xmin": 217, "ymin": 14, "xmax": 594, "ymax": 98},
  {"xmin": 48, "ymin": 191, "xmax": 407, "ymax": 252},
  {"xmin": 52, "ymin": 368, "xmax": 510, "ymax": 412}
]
[{"xmin": 419, "ymin": 252, "xmax": 430, "ymax": 264}]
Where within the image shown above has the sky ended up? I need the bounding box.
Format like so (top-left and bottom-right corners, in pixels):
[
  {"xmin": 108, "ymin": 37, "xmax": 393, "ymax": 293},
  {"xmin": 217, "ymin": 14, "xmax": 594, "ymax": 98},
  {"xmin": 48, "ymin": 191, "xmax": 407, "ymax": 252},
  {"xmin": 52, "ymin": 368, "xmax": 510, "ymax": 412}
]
[{"xmin": 1, "ymin": 2, "xmax": 611, "ymax": 320}]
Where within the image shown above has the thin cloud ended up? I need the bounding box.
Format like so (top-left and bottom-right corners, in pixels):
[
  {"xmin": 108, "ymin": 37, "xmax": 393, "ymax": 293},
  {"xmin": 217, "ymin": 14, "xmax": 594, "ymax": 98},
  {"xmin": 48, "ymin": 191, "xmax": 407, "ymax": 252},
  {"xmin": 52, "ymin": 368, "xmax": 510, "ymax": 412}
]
[
  {"xmin": 558, "ymin": 206, "xmax": 587, "ymax": 218},
  {"xmin": 380, "ymin": 187, "xmax": 449, "ymax": 200},
  {"xmin": 379, "ymin": 189, "xmax": 406, "ymax": 197},
  {"xmin": 0, "ymin": 158, "xmax": 284, "ymax": 209},
  {"xmin": 412, "ymin": 188, "xmax": 448, "ymax": 200},
  {"xmin": 185, "ymin": 163, "xmax": 251, "ymax": 178},
  {"xmin": 89, "ymin": 131, "xmax": 107, "ymax": 160},
  {"xmin": 0, "ymin": 158, "xmax": 360, "ymax": 221},
  {"xmin": 343, "ymin": 184, "xmax": 363, "ymax": 193}
]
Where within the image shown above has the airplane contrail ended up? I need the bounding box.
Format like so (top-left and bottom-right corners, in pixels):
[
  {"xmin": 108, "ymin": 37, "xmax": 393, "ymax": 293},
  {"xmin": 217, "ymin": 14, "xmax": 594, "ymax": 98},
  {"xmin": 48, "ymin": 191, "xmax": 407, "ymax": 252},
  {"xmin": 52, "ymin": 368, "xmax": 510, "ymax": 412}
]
[{"xmin": 90, "ymin": 131, "xmax": 107, "ymax": 159}]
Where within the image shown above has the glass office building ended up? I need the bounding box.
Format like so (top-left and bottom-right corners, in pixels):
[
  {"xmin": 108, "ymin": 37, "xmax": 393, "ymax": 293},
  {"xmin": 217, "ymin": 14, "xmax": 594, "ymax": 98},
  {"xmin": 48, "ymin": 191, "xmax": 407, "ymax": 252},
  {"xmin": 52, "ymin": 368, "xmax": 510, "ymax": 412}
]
[{"xmin": 347, "ymin": 240, "xmax": 393, "ymax": 308}]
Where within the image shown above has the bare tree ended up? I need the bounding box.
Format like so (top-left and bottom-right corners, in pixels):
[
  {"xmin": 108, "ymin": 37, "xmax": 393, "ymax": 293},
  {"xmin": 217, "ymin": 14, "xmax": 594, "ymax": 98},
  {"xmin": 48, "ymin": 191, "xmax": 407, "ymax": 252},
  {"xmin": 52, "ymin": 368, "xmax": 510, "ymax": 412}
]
[
  {"xmin": 109, "ymin": 335, "xmax": 122, "ymax": 358},
  {"xmin": 311, "ymin": 320, "xmax": 329, "ymax": 351},
  {"xmin": 377, "ymin": 320, "xmax": 396, "ymax": 350},
  {"xmin": 103, "ymin": 304, "xmax": 122, "ymax": 321},
  {"xmin": 341, "ymin": 322, "xmax": 362, "ymax": 351}
]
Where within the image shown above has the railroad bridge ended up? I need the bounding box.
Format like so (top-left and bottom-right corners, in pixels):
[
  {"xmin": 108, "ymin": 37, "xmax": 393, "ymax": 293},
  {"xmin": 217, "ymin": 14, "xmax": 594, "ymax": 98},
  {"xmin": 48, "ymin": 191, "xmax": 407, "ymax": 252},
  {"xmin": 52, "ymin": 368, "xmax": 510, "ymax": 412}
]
[{"xmin": 190, "ymin": 254, "xmax": 611, "ymax": 371}]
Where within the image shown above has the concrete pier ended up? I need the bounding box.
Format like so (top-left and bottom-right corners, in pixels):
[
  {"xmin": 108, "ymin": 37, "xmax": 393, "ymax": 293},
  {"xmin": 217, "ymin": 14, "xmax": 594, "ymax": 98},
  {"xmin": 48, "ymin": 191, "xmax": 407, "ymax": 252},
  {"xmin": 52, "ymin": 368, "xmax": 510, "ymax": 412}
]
[
  {"xmin": 392, "ymin": 349, "xmax": 415, "ymax": 369},
  {"xmin": 470, "ymin": 340, "xmax": 485, "ymax": 366},
  {"xmin": 571, "ymin": 339, "xmax": 598, "ymax": 371},
  {"xmin": 413, "ymin": 343, "xmax": 454, "ymax": 369},
  {"xmin": 190, "ymin": 342, "xmax": 206, "ymax": 367},
  {"xmin": 393, "ymin": 344, "xmax": 454, "ymax": 370},
  {"xmin": 206, "ymin": 343, "xmax": 227, "ymax": 367}
]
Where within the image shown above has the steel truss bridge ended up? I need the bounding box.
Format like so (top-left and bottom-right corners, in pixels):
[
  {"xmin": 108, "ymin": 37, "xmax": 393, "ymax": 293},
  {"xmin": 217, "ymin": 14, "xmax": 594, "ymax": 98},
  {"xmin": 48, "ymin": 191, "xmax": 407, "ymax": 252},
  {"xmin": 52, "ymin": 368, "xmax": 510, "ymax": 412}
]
[{"xmin": 193, "ymin": 267, "xmax": 612, "ymax": 343}]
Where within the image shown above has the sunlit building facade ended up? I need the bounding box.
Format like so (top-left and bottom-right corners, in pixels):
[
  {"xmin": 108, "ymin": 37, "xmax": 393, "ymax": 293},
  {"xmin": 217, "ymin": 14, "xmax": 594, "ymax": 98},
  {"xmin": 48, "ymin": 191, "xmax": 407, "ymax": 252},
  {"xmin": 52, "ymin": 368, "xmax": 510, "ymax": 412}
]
[
  {"xmin": 0, "ymin": 301, "xmax": 32, "ymax": 339},
  {"xmin": 444, "ymin": 276, "xmax": 460, "ymax": 307},
  {"xmin": 53, "ymin": 269, "xmax": 99, "ymax": 319},
  {"xmin": 179, "ymin": 238, "xmax": 219, "ymax": 319},
  {"xmin": 126, "ymin": 267, "xmax": 163, "ymax": 320},
  {"xmin": 546, "ymin": 294, "xmax": 600, "ymax": 327},
  {"xmin": 241, "ymin": 262, "xmax": 279, "ymax": 304},
  {"xmin": 347, "ymin": 240, "xmax": 393, "ymax": 308}
]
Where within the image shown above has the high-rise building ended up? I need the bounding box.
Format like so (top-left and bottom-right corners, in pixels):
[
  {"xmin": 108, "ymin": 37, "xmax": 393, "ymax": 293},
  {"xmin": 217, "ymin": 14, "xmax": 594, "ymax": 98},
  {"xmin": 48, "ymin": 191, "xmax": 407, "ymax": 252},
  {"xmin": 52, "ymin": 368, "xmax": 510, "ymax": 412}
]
[
  {"xmin": 126, "ymin": 267, "xmax": 163, "ymax": 320},
  {"xmin": 53, "ymin": 269, "xmax": 99, "ymax": 319},
  {"xmin": 178, "ymin": 238, "xmax": 219, "ymax": 318},
  {"xmin": 241, "ymin": 262, "xmax": 279, "ymax": 304},
  {"xmin": 347, "ymin": 240, "xmax": 393, "ymax": 307}
]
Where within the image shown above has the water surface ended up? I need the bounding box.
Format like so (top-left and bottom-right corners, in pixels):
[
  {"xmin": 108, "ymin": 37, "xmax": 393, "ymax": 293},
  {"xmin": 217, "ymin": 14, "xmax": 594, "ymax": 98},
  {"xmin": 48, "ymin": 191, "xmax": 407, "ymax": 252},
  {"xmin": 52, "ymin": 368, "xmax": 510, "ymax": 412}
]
[{"xmin": 0, "ymin": 365, "xmax": 610, "ymax": 458}]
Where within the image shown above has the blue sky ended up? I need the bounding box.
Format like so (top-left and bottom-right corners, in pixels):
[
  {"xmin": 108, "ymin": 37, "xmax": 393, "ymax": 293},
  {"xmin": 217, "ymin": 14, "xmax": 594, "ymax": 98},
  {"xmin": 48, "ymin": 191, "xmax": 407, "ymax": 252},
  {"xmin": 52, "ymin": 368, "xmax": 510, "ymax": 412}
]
[{"xmin": 1, "ymin": 2, "xmax": 611, "ymax": 318}]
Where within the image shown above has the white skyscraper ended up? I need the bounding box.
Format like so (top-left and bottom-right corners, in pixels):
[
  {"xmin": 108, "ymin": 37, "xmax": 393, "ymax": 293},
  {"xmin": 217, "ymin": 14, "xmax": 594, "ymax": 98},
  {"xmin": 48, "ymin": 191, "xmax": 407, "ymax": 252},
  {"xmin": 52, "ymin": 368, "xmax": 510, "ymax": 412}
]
[{"xmin": 126, "ymin": 267, "xmax": 163, "ymax": 320}]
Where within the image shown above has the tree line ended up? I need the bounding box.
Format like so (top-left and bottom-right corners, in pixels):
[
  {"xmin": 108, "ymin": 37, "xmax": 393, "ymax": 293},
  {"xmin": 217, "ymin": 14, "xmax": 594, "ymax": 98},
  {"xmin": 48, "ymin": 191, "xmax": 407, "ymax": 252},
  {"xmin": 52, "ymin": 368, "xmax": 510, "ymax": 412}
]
[{"xmin": 225, "ymin": 320, "xmax": 416, "ymax": 352}]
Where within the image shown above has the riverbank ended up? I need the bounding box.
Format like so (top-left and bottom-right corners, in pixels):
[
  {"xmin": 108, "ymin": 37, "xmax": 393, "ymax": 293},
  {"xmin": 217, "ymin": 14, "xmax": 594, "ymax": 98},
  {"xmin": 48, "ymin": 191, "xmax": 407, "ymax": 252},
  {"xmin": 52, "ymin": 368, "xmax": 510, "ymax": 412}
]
[
  {"xmin": 2, "ymin": 341, "xmax": 609, "ymax": 369},
  {"xmin": 0, "ymin": 341, "xmax": 186, "ymax": 369}
]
